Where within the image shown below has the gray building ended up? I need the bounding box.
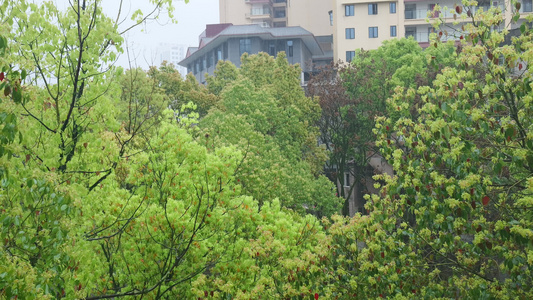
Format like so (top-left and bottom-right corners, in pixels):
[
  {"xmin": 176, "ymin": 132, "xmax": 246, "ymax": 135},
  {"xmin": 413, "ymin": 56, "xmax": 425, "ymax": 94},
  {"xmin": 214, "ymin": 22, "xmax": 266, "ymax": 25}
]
[{"xmin": 179, "ymin": 23, "xmax": 333, "ymax": 84}]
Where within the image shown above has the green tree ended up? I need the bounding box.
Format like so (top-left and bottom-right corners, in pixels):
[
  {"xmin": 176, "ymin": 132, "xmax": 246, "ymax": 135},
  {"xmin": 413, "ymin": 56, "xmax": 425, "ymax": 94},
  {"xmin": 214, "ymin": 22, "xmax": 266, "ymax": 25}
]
[
  {"xmin": 200, "ymin": 53, "xmax": 340, "ymax": 217},
  {"xmin": 316, "ymin": 3, "xmax": 533, "ymax": 298},
  {"xmin": 310, "ymin": 38, "xmax": 455, "ymax": 216},
  {"xmin": 1, "ymin": 2, "xmax": 337, "ymax": 299}
]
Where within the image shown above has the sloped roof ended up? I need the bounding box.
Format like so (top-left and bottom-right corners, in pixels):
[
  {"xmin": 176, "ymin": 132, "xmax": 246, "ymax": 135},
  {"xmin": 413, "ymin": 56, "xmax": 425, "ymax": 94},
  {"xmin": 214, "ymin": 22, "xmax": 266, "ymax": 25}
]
[{"xmin": 179, "ymin": 24, "xmax": 324, "ymax": 67}]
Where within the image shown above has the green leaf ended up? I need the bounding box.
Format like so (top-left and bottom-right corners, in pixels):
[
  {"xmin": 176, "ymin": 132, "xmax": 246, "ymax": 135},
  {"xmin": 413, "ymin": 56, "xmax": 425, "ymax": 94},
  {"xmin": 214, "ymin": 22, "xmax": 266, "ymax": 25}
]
[{"xmin": 12, "ymin": 87, "xmax": 22, "ymax": 104}]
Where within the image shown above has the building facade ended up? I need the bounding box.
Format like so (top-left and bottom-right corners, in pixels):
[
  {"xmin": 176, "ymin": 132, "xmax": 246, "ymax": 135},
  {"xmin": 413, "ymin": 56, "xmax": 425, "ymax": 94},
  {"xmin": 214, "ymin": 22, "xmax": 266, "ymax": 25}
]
[
  {"xmin": 179, "ymin": 24, "xmax": 332, "ymax": 84},
  {"xmin": 158, "ymin": 43, "xmax": 188, "ymax": 77},
  {"xmin": 219, "ymin": 0, "xmax": 333, "ymax": 37},
  {"xmin": 333, "ymin": 0, "xmax": 533, "ymax": 62}
]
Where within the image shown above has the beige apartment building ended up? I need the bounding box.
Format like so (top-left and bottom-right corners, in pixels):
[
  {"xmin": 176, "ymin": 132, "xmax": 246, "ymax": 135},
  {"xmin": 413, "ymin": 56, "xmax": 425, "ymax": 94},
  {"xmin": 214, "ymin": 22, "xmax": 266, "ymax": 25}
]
[
  {"xmin": 333, "ymin": 0, "xmax": 533, "ymax": 62},
  {"xmin": 219, "ymin": 0, "xmax": 334, "ymax": 37}
]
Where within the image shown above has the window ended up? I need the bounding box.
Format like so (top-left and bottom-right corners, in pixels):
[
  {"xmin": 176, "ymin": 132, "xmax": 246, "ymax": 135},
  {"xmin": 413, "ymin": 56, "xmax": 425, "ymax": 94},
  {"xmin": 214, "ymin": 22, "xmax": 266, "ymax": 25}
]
[
  {"xmin": 239, "ymin": 38, "xmax": 251, "ymax": 56},
  {"xmin": 345, "ymin": 5, "xmax": 354, "ymax": 16},
  {"xmin": 207, "ymin": 52, "xmax": 212, "ymax": 68},
  {"xmin": 287, "ymin": 40, "xmax": 293, "ymax": 57},
  {"xmin": 405, "ymin": 26, "xmax": 417, "ymax": 40},
  {"xmin": 390, "ymin": 25, "xmax": 397, "ymax": 37},
  {"xmin": 329, "ymin": 10, "xmax": 333, "ymax": 25},
  {"xmin": 428, "ymin": 4, "xmax": 440, "ymax": 18},
  {"xmin": 369, "ymin": 26, "xmax": 378, "ymax": 38},
  {"xmin": 345, "ymin": 28, "xmax": 355, "ymax": 39},
  {"xmin": 405, "ymin": 4, "xmax": 416, "ymax": 19},
  {"xmin": 223, "ymin": 42, "xmax": 228, "ymax": 59},
  {"xmin": 346, "ymin": 51, "xmax": 355, "ymax": 62},
  {"xmin": 268, "ymin": 42, "xmax": 276, "ymax": 56},
  {"xmin": 368, "ymin": 3, "xmax": 378, "ymax": 15},
  {"xmin": 344, "ymin": 173, "xmax": 350, "ymax": 187},
  {"xmin": 525, "ymin": 0, "xmax": 533, "ymax": 12},
  {"xmin": 390, "ymin": 2, "xmax": 396, "ymax": 13},
  {"xmin": 217, "ymin": 47, "xmax": 223, "ymax": 61},
  {"xmin": 428, "ymin": 27, "xmax": 435, "ymax": 41}
]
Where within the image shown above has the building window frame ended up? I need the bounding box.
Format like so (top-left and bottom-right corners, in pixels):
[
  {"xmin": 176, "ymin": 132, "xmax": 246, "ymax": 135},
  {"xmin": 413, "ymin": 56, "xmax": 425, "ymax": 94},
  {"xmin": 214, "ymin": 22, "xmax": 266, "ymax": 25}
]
[
  {"xmin": 345, "ymin": 28, "xmax": 355, "ymax": 39},
  {"xmin": 405, "ymin": 26, "xmax": 417, "ymax": 40},
  {"xmin": 207, "ymin": 52, "xmax": 212, "ymax": 68},
  {"xmin": 390, "ymin": 2, "xmax": 396, "ymax": 13},
  {"xmin": 344, "ymin": 173, "xmax": 351, "ymax": 187},
  {"xmin": 287, "ymin": 40, "xmax": 293, "ymax": 57},
  {"xmin": 216, "ymin": 47, "xmax": 223, "ymax": 62},
  {"xmin": 345, "ymin": 4, "xmax": 354, "ymax": 16},
  {"xmin": 525, "ymin": 0, "xmax": 533, "ymax": 12},
  {"xmin": 268, "ymin": 42, "xmax": 276, "ymax": 56},
  {"xmin": 390, "ymin": 25, "xmax": 397, "ymax": 37},
  {"xmin": 369, "ymin": 26, "xmax": 378, "ymax": 38},
  {"xmin": 346, "ymin": 51, "xmax": 355, "ymax": 62},
  {"xmin": 368, "ymin": 3, "xmax": 378, "ymax": 15},
  {"xmin": 223, "ymin": 42, "xmax": 228, "ymax": 59},
  {"xmin": 239, "ymin": 38, "xmax": 252, "ymax": 56}
]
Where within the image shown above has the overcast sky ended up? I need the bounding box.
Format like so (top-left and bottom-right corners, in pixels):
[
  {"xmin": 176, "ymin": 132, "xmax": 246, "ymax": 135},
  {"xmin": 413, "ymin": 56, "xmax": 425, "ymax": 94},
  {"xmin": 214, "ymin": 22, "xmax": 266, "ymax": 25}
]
[
  {"xmin": 49, "ymin": 0, "xmax": 219, "ymax": 69},
  {"xmin": 110, "ymin": 0, "xmax": 220, "ymax": 69}
]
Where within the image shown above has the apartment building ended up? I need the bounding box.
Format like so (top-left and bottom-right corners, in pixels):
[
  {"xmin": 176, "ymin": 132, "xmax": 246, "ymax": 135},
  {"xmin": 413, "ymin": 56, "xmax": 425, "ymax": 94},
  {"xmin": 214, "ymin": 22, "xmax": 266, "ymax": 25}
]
[
  {"xmin": 334, "ymin": 0, "xmax": 533, "ymax": 62},
  {"xmin": 158, "ymin": 43, "xmax": 188, "ymax": 77},
  {"xmin": 219, "ymin": 0, "xmax": 333, "ymax": 37}
]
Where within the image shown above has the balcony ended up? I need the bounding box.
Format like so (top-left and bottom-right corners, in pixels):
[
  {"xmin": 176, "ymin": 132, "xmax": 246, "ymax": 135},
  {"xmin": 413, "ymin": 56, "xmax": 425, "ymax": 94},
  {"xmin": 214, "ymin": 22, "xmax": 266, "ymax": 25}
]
[
  {"xmin": 245, "ymin": 0, "xmax": 272, "ymax": 3},
  {"xmin": 246, "ymin": 7, "xmax": 272, "ymax": 20},
  {"xmin": 273, "ymin": 0, "xmax": 287, "ymax": 7},
  {"xmin": 404, "ymin": 4, "xmax": 506, "ymax": 21}
]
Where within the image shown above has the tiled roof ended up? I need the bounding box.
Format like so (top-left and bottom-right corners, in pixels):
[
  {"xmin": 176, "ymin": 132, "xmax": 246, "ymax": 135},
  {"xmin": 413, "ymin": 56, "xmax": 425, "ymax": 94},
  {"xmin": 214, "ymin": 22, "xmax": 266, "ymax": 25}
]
[{"xmin": 180, "ymin": 24, "xmax": 324, "ymax": 66}]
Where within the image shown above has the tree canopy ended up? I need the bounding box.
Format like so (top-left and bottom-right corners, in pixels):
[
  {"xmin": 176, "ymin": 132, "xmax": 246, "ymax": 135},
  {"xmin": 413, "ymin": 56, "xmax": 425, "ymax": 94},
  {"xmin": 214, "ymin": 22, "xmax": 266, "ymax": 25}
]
[{"xmin": 1, "ymin": 1, "xmax": 533, "ymax": 299}]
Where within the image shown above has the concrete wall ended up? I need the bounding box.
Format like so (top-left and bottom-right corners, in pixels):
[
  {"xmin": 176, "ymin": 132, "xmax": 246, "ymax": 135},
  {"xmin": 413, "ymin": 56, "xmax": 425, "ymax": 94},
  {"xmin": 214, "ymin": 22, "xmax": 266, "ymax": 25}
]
[{"xmin": 287, "ymin": 0, "xmax": 334, "ymax": 36}]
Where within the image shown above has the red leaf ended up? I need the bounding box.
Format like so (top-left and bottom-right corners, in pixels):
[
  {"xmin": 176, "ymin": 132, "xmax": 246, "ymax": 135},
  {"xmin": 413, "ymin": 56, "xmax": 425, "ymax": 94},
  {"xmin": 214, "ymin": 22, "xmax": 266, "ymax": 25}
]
[
  {"xmin": 0, "ymin": 72, "xmax": 4, "ymax": 81},
  {"xmin": 482, "ymin": 196, "xmax": 490, "ymax": 206},
  {"xmin": 315, "ymin": 293, "xmax": 319, "ymax": 300},
  {"xmin": 519, "ymin": 63, "xmax": 523, "ymax": 71},
  {"xmin": 381, "ymin": 251, "xmax": 385, "ymax": 258},
  {"xmin": 455, "ymin": 6, "xmax": 462, "ymax": 14}
]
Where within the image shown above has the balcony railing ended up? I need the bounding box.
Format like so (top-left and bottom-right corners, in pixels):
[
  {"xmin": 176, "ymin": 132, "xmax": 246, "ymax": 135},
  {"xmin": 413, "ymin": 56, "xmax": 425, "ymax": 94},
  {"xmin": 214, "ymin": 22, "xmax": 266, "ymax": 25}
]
[
  {"xmin": 245, "ymin": 0, "xmax": 272, "ymax": 3},
  {"xmin": 405, "ymin": 32, "xmax": 448, "ymax": 43},
  {"xmin": 251, "ymin": 7, "xmax": 271, "ymax": 16},
  {"xmin": 405, "ymin": 5, "xmax": 506, "ymax": 20}
]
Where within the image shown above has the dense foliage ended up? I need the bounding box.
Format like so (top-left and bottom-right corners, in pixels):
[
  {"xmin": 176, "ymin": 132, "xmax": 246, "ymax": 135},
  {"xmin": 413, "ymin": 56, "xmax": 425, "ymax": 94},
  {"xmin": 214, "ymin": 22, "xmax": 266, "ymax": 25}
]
[{"xmin": 1, "ymin": 0, "xmax": 532, "ymax": 299}]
